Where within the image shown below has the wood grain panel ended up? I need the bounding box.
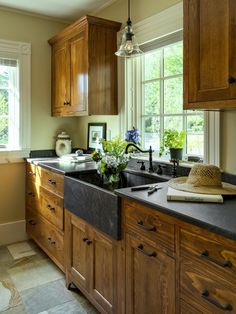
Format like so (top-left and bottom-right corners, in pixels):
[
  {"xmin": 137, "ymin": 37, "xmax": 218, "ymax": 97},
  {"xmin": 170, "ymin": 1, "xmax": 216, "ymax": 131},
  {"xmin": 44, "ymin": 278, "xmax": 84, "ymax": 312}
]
[
  {"xmin": 90, "ymin": 228, "xmax": 114, "ymax": 313},
  {"xmin": 184, "ymin": 0, "xmax": 236, "ymax": 109},
  {"xmin": 51, "ymin": 42, "xmax": 70, "ymax": 116},
  {"xmin": 181, "ymin": 228, "xmax": 236, "ymax": 280},
  {"xmin": 126, "ymin": 233, "xmax": 176, "ymax": 314},
  {"xmin": 40, "ymin": 167, "xmax": 64, "ymax": 197},
  {"xmin": 40, "ymin": 187, "xmax": 64, "ymax": 230},
  {"xmin": 69, "ymin": 30, "xmax": 88, "ymax": 115},
  {"xmin": 181, "ymin": 257, "xmax": 236, "ymax": 313},
  {"xmin": 26, "ymin": 208, "xmax": 64, "ymax": 271},
  {"xmin": 124, "ymin": 199, "xmax": 175, "ymax": 252}
]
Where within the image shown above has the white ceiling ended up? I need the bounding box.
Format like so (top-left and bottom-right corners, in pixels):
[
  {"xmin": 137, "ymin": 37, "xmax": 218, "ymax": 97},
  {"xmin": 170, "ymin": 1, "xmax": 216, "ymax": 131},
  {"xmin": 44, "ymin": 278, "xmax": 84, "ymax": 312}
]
[{"xmin": 0, "ymin": 0, "xmax": 118, "ymax": 22}]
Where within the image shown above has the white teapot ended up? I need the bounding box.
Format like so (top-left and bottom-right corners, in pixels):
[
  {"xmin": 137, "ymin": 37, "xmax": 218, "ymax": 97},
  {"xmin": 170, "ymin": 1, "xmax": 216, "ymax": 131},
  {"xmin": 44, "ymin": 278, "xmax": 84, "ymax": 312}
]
[{"xmin": 55, "ymin": 131, "xmax": 72, "ymax": 157}]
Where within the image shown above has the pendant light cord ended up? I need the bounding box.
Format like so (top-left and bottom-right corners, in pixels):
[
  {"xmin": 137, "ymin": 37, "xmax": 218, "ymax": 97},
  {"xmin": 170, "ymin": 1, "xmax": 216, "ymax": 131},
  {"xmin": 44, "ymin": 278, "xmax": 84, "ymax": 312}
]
[{"xmin": 127, "ymin": 0, "xmax": 132, "ymax": 25}]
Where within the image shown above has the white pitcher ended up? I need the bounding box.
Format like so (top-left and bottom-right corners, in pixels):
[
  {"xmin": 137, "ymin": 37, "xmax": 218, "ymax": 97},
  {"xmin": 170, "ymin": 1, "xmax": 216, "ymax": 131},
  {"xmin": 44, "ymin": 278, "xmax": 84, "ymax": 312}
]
[{"xmin": 55, "ymin": 131, "xmax": 72, "ymax": 157}]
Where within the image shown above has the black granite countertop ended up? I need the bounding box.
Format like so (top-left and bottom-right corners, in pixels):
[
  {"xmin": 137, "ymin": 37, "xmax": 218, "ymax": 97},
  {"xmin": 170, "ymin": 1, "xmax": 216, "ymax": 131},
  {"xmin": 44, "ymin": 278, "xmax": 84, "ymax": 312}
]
[
  {"xmin": 115, "ymin": 182, "xmax": 236, "ymax": 242},
  {"xmin": 27, "ymin": 157, "xmax": 236, "ymax": 242}
]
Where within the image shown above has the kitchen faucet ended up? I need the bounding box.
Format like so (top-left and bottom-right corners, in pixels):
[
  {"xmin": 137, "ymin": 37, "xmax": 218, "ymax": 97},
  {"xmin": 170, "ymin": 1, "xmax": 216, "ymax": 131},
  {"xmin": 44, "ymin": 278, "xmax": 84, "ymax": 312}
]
[{"xmin": 125, "ymin": 143, "xmax": 154, "ymax": 173}]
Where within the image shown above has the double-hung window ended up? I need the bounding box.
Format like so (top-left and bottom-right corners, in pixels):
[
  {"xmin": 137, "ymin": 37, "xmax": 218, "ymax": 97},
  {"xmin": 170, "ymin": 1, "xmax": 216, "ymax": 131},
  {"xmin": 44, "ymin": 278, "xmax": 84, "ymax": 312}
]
[
  {"xmin": 123, "ymin": 29, "xmax": 220, "ymax": 164},
  {"xmin": 141, "ymin": 37, "xmax": 204, "ymax": 157},
  {"xmin": 0, "ymin": 39, "xmax": 31, "ymax": 161}
]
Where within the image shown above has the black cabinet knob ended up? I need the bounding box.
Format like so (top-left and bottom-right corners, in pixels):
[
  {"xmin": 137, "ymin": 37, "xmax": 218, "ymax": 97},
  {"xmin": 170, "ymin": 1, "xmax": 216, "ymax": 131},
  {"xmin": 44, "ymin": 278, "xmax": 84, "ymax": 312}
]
[{"xmin": 228, "ymin": 76, "xmax": 236, "ymax": 84}]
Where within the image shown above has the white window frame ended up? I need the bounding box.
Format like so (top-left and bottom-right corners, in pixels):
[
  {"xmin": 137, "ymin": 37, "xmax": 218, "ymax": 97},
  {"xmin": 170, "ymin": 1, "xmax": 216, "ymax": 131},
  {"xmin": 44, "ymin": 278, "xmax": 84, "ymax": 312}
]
[
  {"xmin": 0, "ymin": 39, "xmax": 31, "ymax": 162},
  {"xmin": 119, "ymin": 1, "xmax": 220, "ymax": 166}
]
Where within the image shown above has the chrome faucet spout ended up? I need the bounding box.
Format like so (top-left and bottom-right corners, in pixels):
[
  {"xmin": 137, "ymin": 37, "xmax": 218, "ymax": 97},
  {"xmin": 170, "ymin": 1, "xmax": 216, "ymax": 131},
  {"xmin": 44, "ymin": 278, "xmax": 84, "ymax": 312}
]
[{"xmin": 125, "ymin": 143, "xmax": 154, "ymax": 173}]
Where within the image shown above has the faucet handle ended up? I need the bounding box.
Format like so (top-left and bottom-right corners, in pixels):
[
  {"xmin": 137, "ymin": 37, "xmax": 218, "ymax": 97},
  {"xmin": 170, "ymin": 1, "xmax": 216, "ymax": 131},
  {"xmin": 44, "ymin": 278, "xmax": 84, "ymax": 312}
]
[{"xmin": 137, "ymin": 161, "xmax": 146, "ymax": 171}]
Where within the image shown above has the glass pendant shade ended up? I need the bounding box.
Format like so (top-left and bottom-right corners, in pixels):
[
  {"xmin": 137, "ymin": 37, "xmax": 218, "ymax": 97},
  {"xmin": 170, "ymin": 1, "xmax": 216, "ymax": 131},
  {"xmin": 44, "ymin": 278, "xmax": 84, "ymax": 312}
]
[
  {"xmin": 115, "ymin": 0, "xmax": 143, "ymax": 58},
  {"xmin": 115, "ymin": 24, "xmax": 143, "ymax": 58}
]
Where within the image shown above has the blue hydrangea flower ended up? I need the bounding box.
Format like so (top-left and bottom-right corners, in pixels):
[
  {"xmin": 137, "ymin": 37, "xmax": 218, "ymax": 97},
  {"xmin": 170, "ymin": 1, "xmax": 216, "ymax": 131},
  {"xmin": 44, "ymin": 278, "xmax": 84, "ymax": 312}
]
[{"xmin": 125, "ymin": 127, "xmax": 140, "ymax": 144}]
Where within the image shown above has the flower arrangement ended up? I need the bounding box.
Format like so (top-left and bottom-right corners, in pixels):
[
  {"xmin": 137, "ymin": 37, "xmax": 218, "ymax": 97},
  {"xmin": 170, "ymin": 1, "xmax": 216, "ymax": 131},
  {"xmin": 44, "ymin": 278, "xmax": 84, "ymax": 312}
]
[
  {"xmin": 125, "ymin": 127, "xmax": 140, "ymax": 145},
  {"xmin": 91, "ymin": 137, "xmax": 130, "ymax": 185}
]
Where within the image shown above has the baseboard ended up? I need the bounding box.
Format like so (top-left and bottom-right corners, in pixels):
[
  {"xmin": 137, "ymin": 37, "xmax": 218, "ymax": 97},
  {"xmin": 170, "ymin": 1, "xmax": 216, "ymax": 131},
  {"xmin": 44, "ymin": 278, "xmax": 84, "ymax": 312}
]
[{"xmin": 0, "ymin": 220, "xmax": 28, "ymax": 246}]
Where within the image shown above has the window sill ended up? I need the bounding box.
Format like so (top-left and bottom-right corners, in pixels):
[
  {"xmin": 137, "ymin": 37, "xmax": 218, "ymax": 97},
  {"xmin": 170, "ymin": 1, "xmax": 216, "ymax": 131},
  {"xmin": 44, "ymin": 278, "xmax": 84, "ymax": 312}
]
[
  {"xmin": 0, "ymin": 149, "xmax": 30, "ymax": 164},
  {"xmin": 130, "ymin": 153, "xmax": 196, "ymax": 168}
]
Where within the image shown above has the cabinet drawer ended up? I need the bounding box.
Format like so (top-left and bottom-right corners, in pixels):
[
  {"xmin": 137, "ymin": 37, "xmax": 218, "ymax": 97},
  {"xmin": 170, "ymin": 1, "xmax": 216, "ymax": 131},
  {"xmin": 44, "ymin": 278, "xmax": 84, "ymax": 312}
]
[
  {"xmin": 124, "ymin": 200, "xmax": 175, "ymax": 252},
  {"xmin": 180, "ymin": 299, "xmax": 211, "ymax": 314},
  {"xmin": 26, "ymin": 163, "xmax": 37, "ymax": 182},
  {"xmin": 40, "ymin": 187, "xmax": 64, "ymax": 230},
  {"xmin": 40, "ymin": 168, "xmax": 64, "ymax": 197},
  {"xmin": 181, "ymin": 257, "xmax": 236, "ymax": 314},
  {"xmin": 26, "ymin": 209, "xmax": 64, "ymax": 271},
  {"xmin": 26, "ymin": 182, "xmax": 40, "ymax": 211},
  {"xmin": 180, "ymin": 229, "xmax": 236, "ymax": 279}
]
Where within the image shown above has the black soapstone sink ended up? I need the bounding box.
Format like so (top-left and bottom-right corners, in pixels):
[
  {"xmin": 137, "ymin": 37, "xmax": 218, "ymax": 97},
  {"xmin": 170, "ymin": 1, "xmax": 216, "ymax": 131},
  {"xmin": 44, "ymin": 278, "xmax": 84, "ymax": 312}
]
[{"xmin": 64, "ymin": 170, "xmax": 160, "ymax": 240}]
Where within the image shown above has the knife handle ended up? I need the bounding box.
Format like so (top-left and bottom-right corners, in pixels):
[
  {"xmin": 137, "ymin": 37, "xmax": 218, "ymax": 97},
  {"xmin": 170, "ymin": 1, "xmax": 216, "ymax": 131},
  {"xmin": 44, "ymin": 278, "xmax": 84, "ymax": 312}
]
[{"xmin": 131, "ymin": 186, "xmax": 150, "ymax": 192}]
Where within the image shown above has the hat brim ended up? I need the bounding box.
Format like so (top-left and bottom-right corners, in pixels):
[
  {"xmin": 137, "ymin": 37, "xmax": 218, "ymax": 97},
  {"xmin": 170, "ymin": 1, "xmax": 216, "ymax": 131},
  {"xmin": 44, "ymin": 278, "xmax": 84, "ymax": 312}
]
[{"xmin": 168, "ymin": 177, "xmax": 236, "ymax": 195}]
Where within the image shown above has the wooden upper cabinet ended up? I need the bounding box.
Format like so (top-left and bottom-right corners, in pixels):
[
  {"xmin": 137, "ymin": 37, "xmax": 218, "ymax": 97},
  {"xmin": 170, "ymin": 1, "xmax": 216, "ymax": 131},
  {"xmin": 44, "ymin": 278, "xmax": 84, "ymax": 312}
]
[
  {"xmin": 51, "ymin": 42, "xmax": 70, "ymax": 116},
  {"xmin": 49, "ymin": 16, "xmax": 121, "ymax": 117},
  {"xmin": 184, "ymin": 0, "xmax": 236, "ymax": 109}
]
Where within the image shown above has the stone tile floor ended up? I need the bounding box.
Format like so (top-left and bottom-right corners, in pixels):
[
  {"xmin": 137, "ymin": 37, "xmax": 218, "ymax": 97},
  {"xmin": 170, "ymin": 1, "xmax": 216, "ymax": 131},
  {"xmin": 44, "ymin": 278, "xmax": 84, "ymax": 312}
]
[{"xmin": 0, "ymin": 241, "xmax": 98, "ymax": 314}]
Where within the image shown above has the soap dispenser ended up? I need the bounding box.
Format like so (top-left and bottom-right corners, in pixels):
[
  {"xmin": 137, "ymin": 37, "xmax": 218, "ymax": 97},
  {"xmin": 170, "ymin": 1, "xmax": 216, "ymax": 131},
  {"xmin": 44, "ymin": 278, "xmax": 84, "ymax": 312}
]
[{"xmin": 55, "ymin": 131, "xmax": 72, "ymax": 157}]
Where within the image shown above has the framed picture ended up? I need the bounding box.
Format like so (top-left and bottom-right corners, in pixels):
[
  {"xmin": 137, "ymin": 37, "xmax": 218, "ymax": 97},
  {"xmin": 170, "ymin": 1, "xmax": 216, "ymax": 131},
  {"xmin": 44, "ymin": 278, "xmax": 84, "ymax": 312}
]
[{"xmin": 87, "ymin": 123, "xmax": 107, "ymax": 151}]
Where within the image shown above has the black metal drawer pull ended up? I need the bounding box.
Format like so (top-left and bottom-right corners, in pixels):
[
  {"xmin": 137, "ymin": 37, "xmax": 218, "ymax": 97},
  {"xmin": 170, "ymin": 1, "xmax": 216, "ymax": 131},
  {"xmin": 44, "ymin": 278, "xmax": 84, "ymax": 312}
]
[
  {"xmin": 137, "ymin": 220, "xmax": 156, "ymax": 232},
  {"xmin": 27, "ymin": 192, "xmax": 35, "ymax": 197},
  {"xmin": 47, "ymin": 237, "xmax": 56, "ymax": 245},
  {"xmin": 82, "ymin": 237, "xmax": 88, "ymax": 242},
  {"xmin": 47, "ymin": 204, "xmax": 55, "ymax": 211},
  {"xmin": 137, "ymin": 244, "xmax": 157, "ymax": 257},
  {"xmin": 228, "ymin": 76, "xmax": 236, "ymax": 84},
  {"xmin": 82, "ymin": 237, "xmax": 92, "ymax": 245},
  {"xmin": 28, "ymin": 219, "xmax": 36, "ymax": 226},
  {"xmin": 201, "ymin": 250, "xmax": 232, "ymax": 268},
  {"xmin": 202, "ymin": 290, "xmax": 232, "ymax": 311},
  {"xmin": 48, "ymin": 179, "xmax": 56, "ymax": 185}
]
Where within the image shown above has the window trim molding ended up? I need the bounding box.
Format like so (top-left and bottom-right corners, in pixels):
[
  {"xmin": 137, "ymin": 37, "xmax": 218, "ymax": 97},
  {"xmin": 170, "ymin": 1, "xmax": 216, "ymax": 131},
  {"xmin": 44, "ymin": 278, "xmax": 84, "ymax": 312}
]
[
  {"xmin": 120, "ymin": 1, "xmax": 220, "ymax": 166},
  {"xmin": 0, "ymin": 38, "xmax": 31, "ymax": 162}
]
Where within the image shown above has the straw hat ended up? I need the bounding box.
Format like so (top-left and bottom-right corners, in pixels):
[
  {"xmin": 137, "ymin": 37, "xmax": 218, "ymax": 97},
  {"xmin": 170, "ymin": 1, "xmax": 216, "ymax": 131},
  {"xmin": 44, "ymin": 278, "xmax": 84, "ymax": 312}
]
[{"xmin": 168, "ymin": 164, "xmax": 236, "ymax": 195}]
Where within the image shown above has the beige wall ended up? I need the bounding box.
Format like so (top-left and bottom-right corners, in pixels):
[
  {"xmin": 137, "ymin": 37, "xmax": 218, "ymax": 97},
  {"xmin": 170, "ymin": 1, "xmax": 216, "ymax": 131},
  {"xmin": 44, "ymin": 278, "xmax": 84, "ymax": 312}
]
[
  {"xmin": 221, "ymin": 112, "xmax": 236, "ymax": 174},
  {"xmin": 96, "ymin": 0, "xmax": 182, "ymax": 24},
  {"xmin": 0, "ymin": 10, "xmax": 78, "ymax": 224}
]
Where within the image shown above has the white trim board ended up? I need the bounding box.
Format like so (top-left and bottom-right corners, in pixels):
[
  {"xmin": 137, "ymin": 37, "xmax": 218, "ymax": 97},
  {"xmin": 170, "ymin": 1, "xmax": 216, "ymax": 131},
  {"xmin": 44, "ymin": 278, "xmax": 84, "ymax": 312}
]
[{"xmin": 0, "ymin": 220, "xmax": 28, "ymax": 246}]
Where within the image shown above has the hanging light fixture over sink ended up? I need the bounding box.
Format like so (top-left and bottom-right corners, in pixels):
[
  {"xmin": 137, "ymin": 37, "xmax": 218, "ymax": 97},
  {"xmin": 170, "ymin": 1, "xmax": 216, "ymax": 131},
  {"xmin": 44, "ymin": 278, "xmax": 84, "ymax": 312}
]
[{"xmin": 115, "ymin": 0, "xmax": 143, "ymax": 58}]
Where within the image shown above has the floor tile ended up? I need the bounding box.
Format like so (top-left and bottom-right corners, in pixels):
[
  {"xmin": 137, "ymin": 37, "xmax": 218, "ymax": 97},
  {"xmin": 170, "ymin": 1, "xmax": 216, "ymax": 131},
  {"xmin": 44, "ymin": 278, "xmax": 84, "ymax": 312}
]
[
  {"xmin": 20, "ymin": 279, "xmax": 77, "ymax": 314},
  {"xmin": 0, "ymin": 246, "xmax": 14, "ymax": 265},
  {"xmin": 0, "ymin": 270, "xmax": 22, "ymax": 312},
  {"xmin": 37, "ymin": 299, "xmax": 98, "ymax": 314},
  {"xmin": 7, "ymin": 242, "xmax": 36, "ymax": 260},
  {"xmin": 7, "ymin": 256, "xmax": 63, "ymax": 292},
  {"xmin": 0, "ymin": 304, "xmax": 27, "ymax": 314}
]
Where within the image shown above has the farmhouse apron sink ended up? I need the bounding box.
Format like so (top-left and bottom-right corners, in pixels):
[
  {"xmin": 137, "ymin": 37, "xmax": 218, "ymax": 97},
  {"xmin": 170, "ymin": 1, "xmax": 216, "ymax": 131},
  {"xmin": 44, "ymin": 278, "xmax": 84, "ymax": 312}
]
[{"xmin": 64, "ymin": 170, "xmax": 162, "ymax": 239}]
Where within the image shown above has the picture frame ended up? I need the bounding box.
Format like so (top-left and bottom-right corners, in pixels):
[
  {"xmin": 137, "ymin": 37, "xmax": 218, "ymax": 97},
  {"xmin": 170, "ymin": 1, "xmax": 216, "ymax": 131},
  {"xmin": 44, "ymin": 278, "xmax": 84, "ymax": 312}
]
[{"xmin": 87, "ymin": 123, "xmax": 107, "ymax": 151}]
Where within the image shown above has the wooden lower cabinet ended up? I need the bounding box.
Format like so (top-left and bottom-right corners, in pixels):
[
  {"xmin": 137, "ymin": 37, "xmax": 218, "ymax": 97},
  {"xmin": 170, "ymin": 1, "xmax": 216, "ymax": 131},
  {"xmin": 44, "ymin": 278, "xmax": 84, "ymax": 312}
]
[
  {"xmin": 26, "ymin": 208, "xmax": 64, "ymax": 271},
  {"xmin": 65, "ymin": 210, "xmax": 119, "ymax": 314},
  {"xmin": 125, "ymin": 233, "xmax": 176, "ymax": 314},
  {"xmin": 26, "ymin": 162, "xmax": 65, "ymax": 272}
]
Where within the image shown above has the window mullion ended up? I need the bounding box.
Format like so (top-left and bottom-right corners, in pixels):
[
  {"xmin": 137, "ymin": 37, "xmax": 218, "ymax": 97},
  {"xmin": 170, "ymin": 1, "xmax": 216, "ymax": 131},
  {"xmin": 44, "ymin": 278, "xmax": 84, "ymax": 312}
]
[{"xmin": 160, "ymin": 48, "xmax": 164, "ymax": 151}]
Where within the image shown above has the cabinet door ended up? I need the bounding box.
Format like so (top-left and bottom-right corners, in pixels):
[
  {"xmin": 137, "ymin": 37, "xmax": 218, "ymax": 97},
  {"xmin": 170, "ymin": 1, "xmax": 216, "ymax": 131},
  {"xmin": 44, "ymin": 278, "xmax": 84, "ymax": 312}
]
[
  {"xmin": 89, "ymin": 227, "xmax": 115, "ymax": 313},
  {"xmin": 184, "ymin": 0, "xmax": 236, "ymax": 109},
  {"xmin": 66, "ymin": 212, "xmax": 90, "ymax": 290},
  {"xmin": 68, "ymin": 31, "xmax": 88, "ymax": 115},
  {"xmin": 126, "ymin": 233, "xmax": 176, "ymax": 314},
  {"xmin": 51, "ymin": 42, "xmax": 70, "ymax": 116}
]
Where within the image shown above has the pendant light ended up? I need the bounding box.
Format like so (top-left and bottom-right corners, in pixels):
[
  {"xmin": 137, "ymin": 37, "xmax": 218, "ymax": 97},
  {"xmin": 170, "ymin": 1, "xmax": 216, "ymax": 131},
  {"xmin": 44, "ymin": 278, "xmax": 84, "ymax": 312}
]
[{"xmin": 115, "ymin": 0, "xmax": 143, "ymax": 58}]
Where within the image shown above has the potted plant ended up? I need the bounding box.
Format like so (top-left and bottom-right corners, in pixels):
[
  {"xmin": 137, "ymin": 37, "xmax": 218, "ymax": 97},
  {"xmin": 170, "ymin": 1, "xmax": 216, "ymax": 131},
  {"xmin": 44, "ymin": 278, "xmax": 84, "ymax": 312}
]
[{"xmin": 159, "ymin": 129, "xmax": 186, "ymax": 160}]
